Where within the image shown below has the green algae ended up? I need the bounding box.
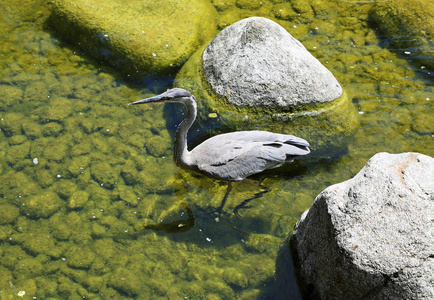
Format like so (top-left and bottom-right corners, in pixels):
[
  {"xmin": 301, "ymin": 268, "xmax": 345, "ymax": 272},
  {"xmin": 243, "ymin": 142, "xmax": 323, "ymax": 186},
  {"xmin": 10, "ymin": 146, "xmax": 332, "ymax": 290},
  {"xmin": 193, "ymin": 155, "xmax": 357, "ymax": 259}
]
[
  {"xmin": 68, "ymin": 190, "xmax": 90, "ymax": 209},
  {"xmin": 0, "ymin": 204, "xmax": 19, "ymax": 225},
  {"xmin": 370, "ymin": 0, "xmax": 434, "ymax": 70},
  {"xmin": 20, "ymin": 193, "xmax": 62, "ymax": 219},
  {"xmin": 49, "ymin": 0, "xmax": 218, "ymax": 75},
  {"xmin": 0, "ymin": 0, "xmax": 432, "ymax": 299}
]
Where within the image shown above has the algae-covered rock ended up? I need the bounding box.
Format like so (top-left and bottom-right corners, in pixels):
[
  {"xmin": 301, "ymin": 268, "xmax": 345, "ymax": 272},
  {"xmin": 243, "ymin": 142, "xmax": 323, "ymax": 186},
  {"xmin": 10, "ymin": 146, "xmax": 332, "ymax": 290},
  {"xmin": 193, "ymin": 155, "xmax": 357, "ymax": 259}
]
[
  {"xmin": 71, "ymin": 140, "xmax": 92, "ymax": 156},
  {"xmin": 50, "ymin": 214, "xmax": 72, "ymax": 240},
  {"xmin": 43, "ymin": 137, "xmax": 69, "ymax": 161},
  {"xmin": 91, "ymin": 223, "xmax": 106, "ymax": 237},
  {"xmin": 6, "ymin": 141, "xmax": 30, "ymax": 166},
  {"xmin": 9, "ymin": 135, "xmax": 27, "ymax": 145},
  {"xmin": 68, "ymin": 155, "xmax": 91, "ymax": 176},
  {"xmin": 20, "ymin": 233, "xmax": 56, "ymax": 256},
  {"xmin": 83, "ymin": 275, "xmax": 105, "ymax": 293},
  {"xmin": 212, "ymin": 0, "xmax": 236, "ymax": 11},
  {"xmin": 49, "ymin": 0, "xmax": 218, "ymax": 75},
  {"xmin": 145, "ymin": 134, "xmax": 172, "ymax": 157},
  {"xmin": 22, "ymin": 120, "xmax": 43, "ymax": 139},
  {"xmin": 0, "ymin": 225, "xmax": 14, "ymax": 242},
  {"xmin": 370, "ymin": 0, "xmax": 434, "ymax": 70},
  {"xmin": 137, "ymin": 159, "xmax": 174, "ymax": 194},
  {"xmin": 120, "ymin": 164, "xmax": 139, "ymax": 186},
  {"xmin": 45, "ymin": 97, "xmax": 72, "ymax": 122},
  {"xmin": 0, "ymin": 84, "xmax": 23, "ymax": 109},
  {"xmin": 0, "ymin": 172, "xmax": 40, "ymax": 202},
  {"xmin": 109, "ymin": 267, "xmax": 142, "ymax": 296},
  {"xmin": 117, "ymin": 185, "xmax": 138, "ymax": 206},
  {"xmin": 23, "ymin": 80, "xmax": 50, "ymax": 105},
  {"xmin": 244, "ymin": 233, "xmax": 280, "ymax": 256},
  {"xmin": 222, "ymin": 267, "xmax": 248, "ymax": 289},
  {"xmin": 273, "ymin": 3, "xmax": 300, "ymax": 21},
  {"xmin": 91, "ymin": 162, "xmax": 118, "ymax": 189},
  {"xmin": 13, "ymin": 257, "xmax": 43, "ymax": 278},
  {"xmin": 42, "ymin": 122, "xmax": 64, "ymax": 136},
  {"xmin": 0, "ymin": 112, "xmax": 24, "ymax": 136},
  {"xmin": 66, "ymin": 246, "xmax": 95, "ymax": 269},
  {"xmin": 0, "ymin": 266, "xmax": 12, "ymax": 288},
  {"xmin": 21, "ymin": 192, "xmax": 62, "ymax": 218},
  {"xmin": 68, "ymin": 190, "xmax": 89, "ymax": 209},
  {"xmin": 236, "ymin": 0, "xmax": 262, "ymax": 10},
  {"xmin": 0, "ymin": 204, "xmax": 20, "ymax": 224},
  {"xmin": 0, "ymin": 0, "xmax": 50, "ymax": 28}
]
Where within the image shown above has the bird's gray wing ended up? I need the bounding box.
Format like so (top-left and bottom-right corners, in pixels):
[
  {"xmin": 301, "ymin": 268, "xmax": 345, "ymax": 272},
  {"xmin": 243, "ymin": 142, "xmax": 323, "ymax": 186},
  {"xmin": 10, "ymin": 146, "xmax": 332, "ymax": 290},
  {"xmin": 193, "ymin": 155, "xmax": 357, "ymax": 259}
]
[
  {"xmin": 191, "ymin": 139, "xmax": 287, "ymax": 181},
  {"xmin": 190, "ymin": 130, "xmax": 310, "ymax": 181}
]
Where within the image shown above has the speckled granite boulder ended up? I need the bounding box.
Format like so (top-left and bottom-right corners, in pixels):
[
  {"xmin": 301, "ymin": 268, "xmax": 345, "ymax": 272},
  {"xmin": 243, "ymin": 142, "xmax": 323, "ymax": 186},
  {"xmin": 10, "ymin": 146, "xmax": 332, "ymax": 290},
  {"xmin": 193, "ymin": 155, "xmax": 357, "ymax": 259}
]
[
  {"xmin": 370, "ymin": 0, "xmax": 433, "ymax": 70},
  {"xmin": 49, "ymin": 0, "xmax": 217, "ymax": 75},
  {"xmin": 290, "ymin": 152, "xmax": 434, "ymax": 299},
  {"xmin": 202, "ymin": 17, "xmax": 343, "ymax": 109}
]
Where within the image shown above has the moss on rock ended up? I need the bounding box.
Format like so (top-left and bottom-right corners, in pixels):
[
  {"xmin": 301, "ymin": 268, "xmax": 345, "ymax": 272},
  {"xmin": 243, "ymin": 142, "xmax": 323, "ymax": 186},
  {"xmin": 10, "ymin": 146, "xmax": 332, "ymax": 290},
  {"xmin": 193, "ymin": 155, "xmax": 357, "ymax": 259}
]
[
  {"xmin": 54, "ymin": 180, "xmax": 78, "ymax": 199},
  {"xmin": 6, "ymin": 141, "xmax": 30, "ymax": 166},
  {"xmin": 0, "ymin": 203, "xmax": 20, "ymax": 225},
  {"xmin": 90, "ymin": 162, "xmax": 118, "ymax": 189},
  {"xmin": 68, "ymin": 155, "xmax": 91, "ymax": 176},
  {"xmin": 370, "ymin": 0, "xmax": 434, "ymax": 70},
  {"xmin": 109, "ymin": 267, "xmax": 142, "ymax": 296},
  {"xmin": 21, "ymin": 192, "xmax": 62, "ymax": 218},
  {"xmin": 42, "ymin": 122, "xmax": 64, "ymax": 137},
  {"xmin": 0, "ymin": 84, "xmax": 23, "ymax": 109},
  {"xmin": 45, "ymin": 97, "xmax": 72, "ymax": 122},
  {"xmin": 65, "ymin": 245, "xmax": 95, "ymax": 269},
  {"xmin": 20, "ymin": 233, "xmax": 56, "ymax": 256},
  {"xmin": 68, "ymin": 190, "xmax": 89, "ymax": 209},
  {"xmin": 22, "ymin": 120, "xmax": 43, "ymax": 140},
  {"xmin": 49, "ymin": 0, "xmax": 218, "ymax": 75},
  {"xmin": 0, "ymin": 112, "xmax": 24, "ymax": 136}
]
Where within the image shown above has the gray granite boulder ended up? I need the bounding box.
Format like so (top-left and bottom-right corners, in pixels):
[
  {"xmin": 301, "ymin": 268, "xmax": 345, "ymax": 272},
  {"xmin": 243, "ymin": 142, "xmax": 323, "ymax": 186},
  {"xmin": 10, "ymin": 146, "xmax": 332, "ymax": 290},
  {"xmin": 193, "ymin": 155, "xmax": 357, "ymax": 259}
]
[
  {"xmin": 202, "ymin": 17, "xmax": 343, "ymax": 109},
  {"xmin": 290, "ymin": 152, "xmax": 434, "ymax": 299}
]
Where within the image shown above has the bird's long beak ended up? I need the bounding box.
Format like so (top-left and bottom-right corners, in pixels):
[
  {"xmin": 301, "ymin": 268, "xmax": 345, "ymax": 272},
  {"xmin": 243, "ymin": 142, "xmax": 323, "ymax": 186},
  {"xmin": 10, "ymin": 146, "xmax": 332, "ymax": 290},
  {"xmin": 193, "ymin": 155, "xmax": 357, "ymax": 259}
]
[{"xmin": 128, "ymin": 94, "xmax": 164, "ymax": 105}]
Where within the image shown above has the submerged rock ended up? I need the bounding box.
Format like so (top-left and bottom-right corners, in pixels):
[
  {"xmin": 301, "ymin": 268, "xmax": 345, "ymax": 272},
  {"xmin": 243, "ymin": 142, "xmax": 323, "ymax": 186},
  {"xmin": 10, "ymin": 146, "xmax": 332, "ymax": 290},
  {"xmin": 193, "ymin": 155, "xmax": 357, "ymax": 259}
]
[
  {"xmin": 49, "ymin": 0, "xmax": 217, "ymax": 75},
  {"xmin": 21, "ymin": 192, "xmax": 63, "ymax": 219},
  {"xmin": 370, "ymin": 0, "xmax": 434, "ymax": 70},
  {"xmin": 202, "ymin": 17, "xmax": 343, "ymax": 109},
  {"xmin": 290, "ymin": 152, "xmax": 434, "ymax": 299}
]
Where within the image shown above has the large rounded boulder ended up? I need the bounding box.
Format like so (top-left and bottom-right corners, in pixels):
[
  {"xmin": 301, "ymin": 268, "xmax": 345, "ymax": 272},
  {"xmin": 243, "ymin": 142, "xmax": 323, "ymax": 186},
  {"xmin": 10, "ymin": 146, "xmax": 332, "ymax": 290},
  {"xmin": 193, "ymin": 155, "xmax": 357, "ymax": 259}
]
[
  {"xmin": 202, "ymin": 17, "xmax": 343, "ymax": 109},
  {"xmin": 49, "ymin": 0, "xmax": 217, "ymax": 75},
  {"xmin": 289, "ymin": 152, "xmax": 434, "ymax": 299}
]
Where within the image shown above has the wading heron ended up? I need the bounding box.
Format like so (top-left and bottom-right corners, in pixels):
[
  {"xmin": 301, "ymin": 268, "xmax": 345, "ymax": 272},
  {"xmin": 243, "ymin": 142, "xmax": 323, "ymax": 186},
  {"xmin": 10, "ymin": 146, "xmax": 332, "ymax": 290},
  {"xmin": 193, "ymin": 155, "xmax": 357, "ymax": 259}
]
[
  {"xmin": 129, "ymin": 88, "xmax": 310, "ymax": 215},
  {"xmin": 129, "ymin": 88, "xmax": 310, "ymax": 181}
]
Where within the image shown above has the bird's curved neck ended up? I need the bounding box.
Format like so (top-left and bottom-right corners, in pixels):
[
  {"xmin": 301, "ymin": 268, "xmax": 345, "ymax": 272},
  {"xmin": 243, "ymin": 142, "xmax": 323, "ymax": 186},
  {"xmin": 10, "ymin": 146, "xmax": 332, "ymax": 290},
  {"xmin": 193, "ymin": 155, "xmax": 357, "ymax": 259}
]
[{"xmin": 174, "ymin": 97, "xmax": 196, "ymax": 169}]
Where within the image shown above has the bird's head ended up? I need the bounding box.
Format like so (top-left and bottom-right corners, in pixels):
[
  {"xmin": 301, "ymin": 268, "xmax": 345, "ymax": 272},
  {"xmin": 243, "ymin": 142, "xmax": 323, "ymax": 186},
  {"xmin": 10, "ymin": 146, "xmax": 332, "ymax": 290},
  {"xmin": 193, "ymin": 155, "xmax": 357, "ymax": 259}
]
[{"xmin": 128, "ymin": 88, "xmax": 194, "ymax": 105}]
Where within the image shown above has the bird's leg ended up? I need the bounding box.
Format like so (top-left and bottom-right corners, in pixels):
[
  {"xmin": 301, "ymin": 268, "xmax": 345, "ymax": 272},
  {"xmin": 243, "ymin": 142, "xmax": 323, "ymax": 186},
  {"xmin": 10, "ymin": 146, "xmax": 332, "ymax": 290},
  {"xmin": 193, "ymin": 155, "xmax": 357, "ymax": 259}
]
[
  {"xmin": 215, "ymin": 181, "xmax": 233, "ymax": 216},
  {"xmin": 233, "ymin": 181, "xmax": 271, "ymax": 217}
]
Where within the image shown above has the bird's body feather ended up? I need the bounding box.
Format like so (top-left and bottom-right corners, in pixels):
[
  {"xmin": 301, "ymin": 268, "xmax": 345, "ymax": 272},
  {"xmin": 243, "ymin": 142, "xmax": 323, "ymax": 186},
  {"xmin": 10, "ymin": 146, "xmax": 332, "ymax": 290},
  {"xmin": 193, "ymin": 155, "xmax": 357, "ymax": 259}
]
[{"xmin": 190, "ymin": 131, "xmax": 310, "ymax": 181}]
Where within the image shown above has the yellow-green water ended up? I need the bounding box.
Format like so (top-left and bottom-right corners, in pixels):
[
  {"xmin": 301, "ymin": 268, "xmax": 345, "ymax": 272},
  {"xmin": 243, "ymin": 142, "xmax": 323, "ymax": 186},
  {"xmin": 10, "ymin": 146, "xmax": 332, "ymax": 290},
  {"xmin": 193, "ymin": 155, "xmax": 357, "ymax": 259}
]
[{"xmin": 0, "ymin": 0, "xmax": 433, "ymax": 299}]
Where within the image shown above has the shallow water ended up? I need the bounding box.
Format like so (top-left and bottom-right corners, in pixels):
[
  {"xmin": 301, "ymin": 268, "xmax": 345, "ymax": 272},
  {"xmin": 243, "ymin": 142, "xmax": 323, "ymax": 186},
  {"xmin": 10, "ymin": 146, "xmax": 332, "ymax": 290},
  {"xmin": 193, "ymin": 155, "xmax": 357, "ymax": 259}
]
[{"xmin": 0, "ymin": 0, "xmax": 433, "ymax": 299}]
